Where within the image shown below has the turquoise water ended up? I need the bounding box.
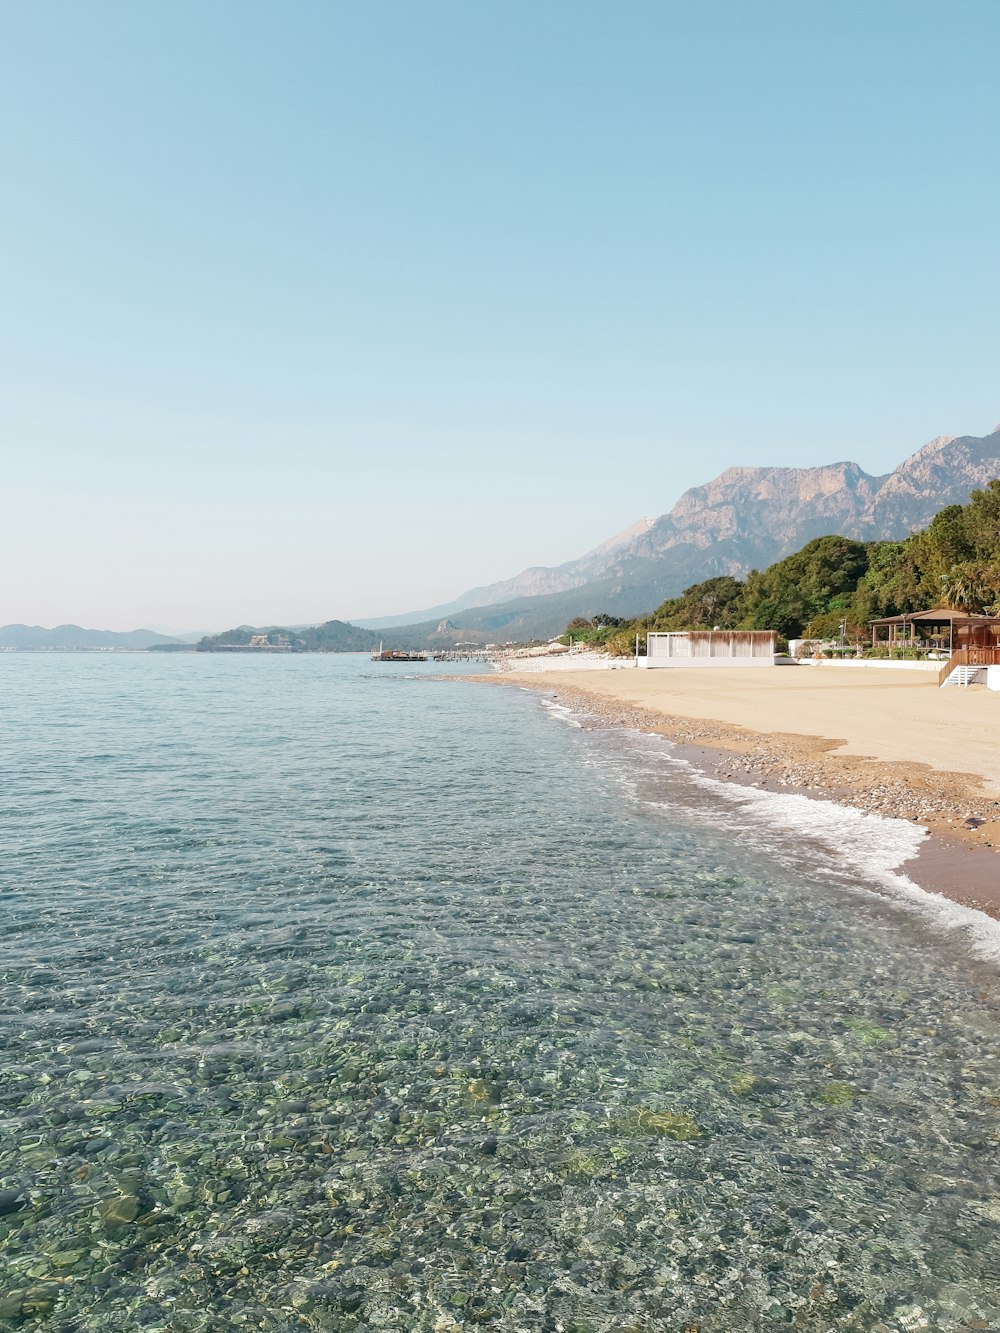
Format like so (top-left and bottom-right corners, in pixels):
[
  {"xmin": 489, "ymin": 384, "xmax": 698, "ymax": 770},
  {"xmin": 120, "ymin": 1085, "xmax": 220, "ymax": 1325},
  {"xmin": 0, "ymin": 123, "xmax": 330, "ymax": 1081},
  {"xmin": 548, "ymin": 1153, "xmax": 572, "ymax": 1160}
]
[{"xmin": 1, "ymin": 653, "xmax": 999, "ymax": 1331}]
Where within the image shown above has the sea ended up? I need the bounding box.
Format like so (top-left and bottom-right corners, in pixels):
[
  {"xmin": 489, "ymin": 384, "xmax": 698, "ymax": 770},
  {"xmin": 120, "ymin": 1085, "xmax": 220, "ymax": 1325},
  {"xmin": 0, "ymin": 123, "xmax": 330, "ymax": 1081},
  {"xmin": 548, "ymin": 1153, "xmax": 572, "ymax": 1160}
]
[{"xmin": 2, "ymin": 652, "xmax": 999, "ymax": 1332}]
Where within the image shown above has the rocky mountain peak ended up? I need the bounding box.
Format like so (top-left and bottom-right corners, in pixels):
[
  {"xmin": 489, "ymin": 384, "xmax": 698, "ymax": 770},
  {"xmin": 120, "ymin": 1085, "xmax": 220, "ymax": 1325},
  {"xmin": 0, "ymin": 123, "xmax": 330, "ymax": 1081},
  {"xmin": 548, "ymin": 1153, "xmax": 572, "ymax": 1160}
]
[
  {"xmin": 362, "ymin": 419, "xmax": 1000, "ymax": 637},
  {"xmin": 582, "ymin": 516, "xmax": 655, "ymax": 559},
  {"xmin": 900, "ymin": 433, "xmax": 958, "ymax": 464},
  {"xmin": 861, "ymin": 429, "xmax": 1000, "ymax": 532}
]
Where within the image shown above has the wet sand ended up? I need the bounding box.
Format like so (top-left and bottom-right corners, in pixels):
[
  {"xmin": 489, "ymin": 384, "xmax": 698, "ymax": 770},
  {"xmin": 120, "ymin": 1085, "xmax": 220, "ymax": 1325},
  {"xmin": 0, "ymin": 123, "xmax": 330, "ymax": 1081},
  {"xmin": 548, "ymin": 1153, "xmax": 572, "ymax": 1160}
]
[{"xmin": 476, "ymin": 666, "xmax": 1000, "ymax": 919}]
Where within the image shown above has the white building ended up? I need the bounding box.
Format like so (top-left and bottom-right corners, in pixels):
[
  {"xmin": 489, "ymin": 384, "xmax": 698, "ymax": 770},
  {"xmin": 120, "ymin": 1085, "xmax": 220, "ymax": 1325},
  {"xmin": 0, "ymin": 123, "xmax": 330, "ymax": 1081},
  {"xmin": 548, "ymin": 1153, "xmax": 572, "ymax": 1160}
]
[{"xmin": 639, "ymin": 630, "xmax": 777, "ymax": 668}]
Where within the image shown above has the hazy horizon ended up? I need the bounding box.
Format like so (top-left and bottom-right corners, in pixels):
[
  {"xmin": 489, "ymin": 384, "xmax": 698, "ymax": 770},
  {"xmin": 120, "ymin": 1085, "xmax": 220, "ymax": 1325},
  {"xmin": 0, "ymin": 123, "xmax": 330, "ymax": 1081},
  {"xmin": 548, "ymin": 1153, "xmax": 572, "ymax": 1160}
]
[
  {"xmin": 4, "ymin": 2, "xmax": 999, "ymax": 631},
  {"xmin": 6, "ymin": 408, "xmax": 1000, "ymax": 638}
]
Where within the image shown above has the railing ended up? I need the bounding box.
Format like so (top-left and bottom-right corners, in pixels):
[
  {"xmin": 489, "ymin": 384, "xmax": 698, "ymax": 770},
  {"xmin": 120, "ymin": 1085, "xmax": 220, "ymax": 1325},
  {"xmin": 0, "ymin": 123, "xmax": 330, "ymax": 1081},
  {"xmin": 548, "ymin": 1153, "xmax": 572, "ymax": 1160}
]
[
  {"xmin": 937, "ymin": 647, "xmax": 1000, "ymax": 686},
  {"xmin": 938, "ymin": 651, "xmax": 966, "ymax": 686}
]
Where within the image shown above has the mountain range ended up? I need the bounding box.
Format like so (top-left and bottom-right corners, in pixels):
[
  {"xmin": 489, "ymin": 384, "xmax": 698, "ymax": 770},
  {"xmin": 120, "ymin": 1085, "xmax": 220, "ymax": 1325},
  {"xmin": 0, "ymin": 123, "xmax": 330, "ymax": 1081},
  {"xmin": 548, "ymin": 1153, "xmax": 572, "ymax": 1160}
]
[
  {"xmin": 352, "ymin": 422, "xmax": 1000, "ymax": 643},
  {"xmin": 0, "ymin": 624, "xmax": 205, "ymax": 651}
]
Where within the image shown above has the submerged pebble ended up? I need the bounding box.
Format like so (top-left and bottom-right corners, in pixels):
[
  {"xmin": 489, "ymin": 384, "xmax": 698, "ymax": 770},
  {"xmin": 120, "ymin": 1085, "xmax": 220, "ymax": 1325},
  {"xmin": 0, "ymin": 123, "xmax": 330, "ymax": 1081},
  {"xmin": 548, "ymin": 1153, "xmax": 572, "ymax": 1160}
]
[{"xmin": 1, "ymin": 655, "xmax": 999, "ymax": 1330}]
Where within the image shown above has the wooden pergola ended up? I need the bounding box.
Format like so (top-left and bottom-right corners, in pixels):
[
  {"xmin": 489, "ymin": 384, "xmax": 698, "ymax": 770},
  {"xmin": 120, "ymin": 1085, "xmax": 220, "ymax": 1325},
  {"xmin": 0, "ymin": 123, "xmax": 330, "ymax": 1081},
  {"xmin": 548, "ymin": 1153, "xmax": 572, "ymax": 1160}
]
[{"xmin": 869, "ymin": 608, "xmax": 1000, "ymax": 655}]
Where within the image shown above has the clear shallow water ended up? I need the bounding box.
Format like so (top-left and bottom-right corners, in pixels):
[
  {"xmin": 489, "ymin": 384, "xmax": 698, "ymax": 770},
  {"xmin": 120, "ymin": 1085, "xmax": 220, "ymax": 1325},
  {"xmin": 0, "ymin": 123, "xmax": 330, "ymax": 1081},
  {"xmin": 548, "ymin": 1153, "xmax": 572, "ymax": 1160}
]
[{"xmin": 1, "ymin": 654, "xmax": 999, "ymax": 1332}]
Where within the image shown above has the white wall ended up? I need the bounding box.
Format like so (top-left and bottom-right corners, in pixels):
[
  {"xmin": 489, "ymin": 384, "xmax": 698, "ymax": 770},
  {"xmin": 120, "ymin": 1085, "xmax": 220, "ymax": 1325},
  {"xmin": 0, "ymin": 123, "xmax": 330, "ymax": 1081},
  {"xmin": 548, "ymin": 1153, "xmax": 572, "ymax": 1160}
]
[
  {"xmin": 638, "ymin": 655, "xmax": 776, "ymax": 669},
  {"xmin": 796, "ymin": 658, "xmax": 939, "ymax": 673}
]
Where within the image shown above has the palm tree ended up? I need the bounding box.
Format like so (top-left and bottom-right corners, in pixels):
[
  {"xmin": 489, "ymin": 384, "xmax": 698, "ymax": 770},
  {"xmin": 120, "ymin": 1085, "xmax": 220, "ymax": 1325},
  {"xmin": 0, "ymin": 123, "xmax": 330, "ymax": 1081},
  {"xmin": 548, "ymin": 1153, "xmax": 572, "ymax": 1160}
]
[{"xmin": 940, "ymin": 563, "xmax": 1000, "ymax": 614}]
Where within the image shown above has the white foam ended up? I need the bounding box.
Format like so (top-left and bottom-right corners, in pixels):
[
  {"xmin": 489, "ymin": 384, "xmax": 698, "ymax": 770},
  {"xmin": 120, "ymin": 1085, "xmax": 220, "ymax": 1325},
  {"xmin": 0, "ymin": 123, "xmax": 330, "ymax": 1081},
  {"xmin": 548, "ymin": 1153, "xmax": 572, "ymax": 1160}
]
[
  {"xmin": 537, "ymin": 697, "xmax": 583, "ymax": 728},
  {"xmin": 531, "ymin": 694, "xmax": 1000, "ymax": 964},
  {"xmin": 659, "ymin": 744, "xmax": 1000, "ymax": 963}
]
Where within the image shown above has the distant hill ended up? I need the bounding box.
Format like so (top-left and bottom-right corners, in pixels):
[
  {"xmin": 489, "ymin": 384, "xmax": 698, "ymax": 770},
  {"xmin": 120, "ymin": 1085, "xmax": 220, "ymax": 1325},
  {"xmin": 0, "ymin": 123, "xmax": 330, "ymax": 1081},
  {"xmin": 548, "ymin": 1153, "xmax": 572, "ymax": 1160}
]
[
  {"xmin": 195, "ymin": 620, "xmax": 384, "ymax": 653},
  {"xmin": 360, "ymin": 422, "xmax": 1000, "ymax": 641},
  {"xmin": 356, "ymin": 518, "xmax": 656, "ymax": 629},
  {"xmin": 0, "ymin": 624, "xmax": 183, "ymax": 650},
  {"xmin": 146, "ymin": 629, "xmax": 212, "ymax": 644}
]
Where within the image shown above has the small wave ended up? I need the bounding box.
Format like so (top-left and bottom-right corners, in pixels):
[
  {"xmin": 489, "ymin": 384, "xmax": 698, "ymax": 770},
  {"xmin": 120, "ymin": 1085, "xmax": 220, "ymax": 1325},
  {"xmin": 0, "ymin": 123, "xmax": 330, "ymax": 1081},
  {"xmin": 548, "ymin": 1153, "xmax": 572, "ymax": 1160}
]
[
  {"xmin": 658, "ymin": 743, "xmax": 1000, "ymax": 962},
  {"xmin": 537, "ymin": 697, "xmax": 583, "ymax": 728},
  {"xmin": 533, "ymin": 693, "xmax": 1000, "ymax": 964}
]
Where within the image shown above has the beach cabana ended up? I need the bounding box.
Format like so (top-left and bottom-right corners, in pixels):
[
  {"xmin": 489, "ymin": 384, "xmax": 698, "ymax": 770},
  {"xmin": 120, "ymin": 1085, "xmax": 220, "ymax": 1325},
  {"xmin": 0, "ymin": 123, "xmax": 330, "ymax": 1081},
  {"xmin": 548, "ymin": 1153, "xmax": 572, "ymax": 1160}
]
[{"xmin": 640, "ymin": 630, "xmax": 777, "ymax": 668}]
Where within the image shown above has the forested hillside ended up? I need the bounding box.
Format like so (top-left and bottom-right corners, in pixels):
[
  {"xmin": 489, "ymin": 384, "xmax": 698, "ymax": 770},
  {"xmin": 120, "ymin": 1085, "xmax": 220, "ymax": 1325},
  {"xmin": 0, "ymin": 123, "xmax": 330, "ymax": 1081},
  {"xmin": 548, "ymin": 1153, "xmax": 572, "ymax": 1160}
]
[{"xmin": 563, "ymin": 480, "xmax": 1000, "ymax": 654}]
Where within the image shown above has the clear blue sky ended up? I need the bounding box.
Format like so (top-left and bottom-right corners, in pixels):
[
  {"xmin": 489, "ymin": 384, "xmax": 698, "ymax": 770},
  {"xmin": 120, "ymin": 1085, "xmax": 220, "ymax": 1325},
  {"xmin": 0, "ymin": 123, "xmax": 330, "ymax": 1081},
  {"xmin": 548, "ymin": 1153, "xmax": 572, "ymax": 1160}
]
[{"xmin": 2, "ymin": 0, "xmax": 998, "ymax": 630}]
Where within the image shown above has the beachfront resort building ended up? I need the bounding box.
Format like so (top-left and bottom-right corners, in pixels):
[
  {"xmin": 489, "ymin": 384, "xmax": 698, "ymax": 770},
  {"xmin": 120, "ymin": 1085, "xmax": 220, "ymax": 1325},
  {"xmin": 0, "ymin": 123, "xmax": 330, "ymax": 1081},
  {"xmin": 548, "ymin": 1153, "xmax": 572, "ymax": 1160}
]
[
  {"xmin": 640, "ymin": 630, "xmax": 778, "ymax": 668},
  {"xmin": 869, "ymin": 608, "xmax": 1000, "ymax": 687},
  {"xmin": 868, "ymin": 608, "xmax": 1000, "ymax": 657},
  {"xmin": 869, "ymin": 610, "xmax": 1000, "ymax": 658}
]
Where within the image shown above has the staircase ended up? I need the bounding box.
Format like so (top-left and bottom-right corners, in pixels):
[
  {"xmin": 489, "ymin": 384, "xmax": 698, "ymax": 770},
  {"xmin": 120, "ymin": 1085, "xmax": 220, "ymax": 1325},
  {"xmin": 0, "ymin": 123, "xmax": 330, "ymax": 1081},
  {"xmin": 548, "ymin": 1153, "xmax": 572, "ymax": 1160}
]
[
  {"xmin": 937, "ymin": 647, "xmax": 999, "ymax": 687},
  {"xmin": 940, "ymin": 664, "xmax": 985, "ymax": 687}
]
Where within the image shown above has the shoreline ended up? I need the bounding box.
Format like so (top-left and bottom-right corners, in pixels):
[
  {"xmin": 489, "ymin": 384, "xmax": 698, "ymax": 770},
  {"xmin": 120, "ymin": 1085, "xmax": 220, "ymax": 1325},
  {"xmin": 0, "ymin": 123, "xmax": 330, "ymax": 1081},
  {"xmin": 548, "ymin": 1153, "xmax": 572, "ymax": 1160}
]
[{"xmin": 474, "ymin": 669, "xmax": 1000, "ymax": 921}]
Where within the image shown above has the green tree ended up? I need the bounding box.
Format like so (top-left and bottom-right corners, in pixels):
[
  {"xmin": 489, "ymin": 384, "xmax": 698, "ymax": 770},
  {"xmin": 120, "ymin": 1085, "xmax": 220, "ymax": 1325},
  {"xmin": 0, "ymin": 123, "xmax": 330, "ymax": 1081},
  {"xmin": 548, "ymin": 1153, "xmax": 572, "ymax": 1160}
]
[
  {"xmin": 605, "ymin": 629, "xmax": 639, "ymax": 657},
  {"xmin": 939, "ymin": 561, "xmax": 1000, "ymax": 613},
  {"xmin": 740, "ymin": 536, "xmax": 869, "ymax": 639},
  {"xmin": 851, "ymin": 541, "xmax": 925, "ymax": 620},
  {"xmin": 962, "ymin": 480, "xmax": 1000, "ymax": 560},
  {"xmin": 649, "ymin": 576, "xmax": 746, "ymax": 631}
]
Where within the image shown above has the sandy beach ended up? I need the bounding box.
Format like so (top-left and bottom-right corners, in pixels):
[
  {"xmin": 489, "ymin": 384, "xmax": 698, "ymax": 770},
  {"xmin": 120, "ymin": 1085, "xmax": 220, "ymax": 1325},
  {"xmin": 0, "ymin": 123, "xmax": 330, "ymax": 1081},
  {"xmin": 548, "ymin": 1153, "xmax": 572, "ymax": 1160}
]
[{"xmin": 482, "ymin": 664, "xmax": 1000, "ymax": 918}]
